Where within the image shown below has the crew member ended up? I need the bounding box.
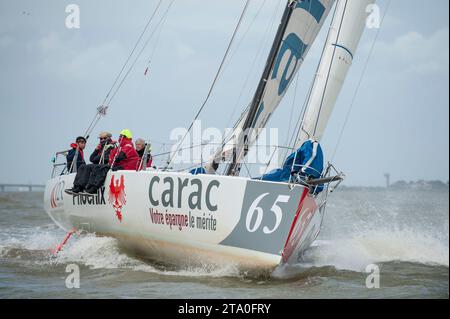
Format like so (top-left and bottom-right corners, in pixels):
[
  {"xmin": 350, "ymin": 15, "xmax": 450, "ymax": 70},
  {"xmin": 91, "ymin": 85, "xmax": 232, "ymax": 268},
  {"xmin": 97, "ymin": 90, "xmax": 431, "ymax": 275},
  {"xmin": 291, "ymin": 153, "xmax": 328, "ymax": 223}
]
[
  {"xmin": 66, "ymin": 136, "xmax": 86, "ymax": 173},
  {"xmin": 135, "ymin": 138, "xmax": 153, "ymax": 170},
  {"xmin": 90, "ymin": 132, "xmax": 114, "ymax": 165},
  {"xmin": 109, "ymin": 129, "xmax": 139, "ymax": 171}
]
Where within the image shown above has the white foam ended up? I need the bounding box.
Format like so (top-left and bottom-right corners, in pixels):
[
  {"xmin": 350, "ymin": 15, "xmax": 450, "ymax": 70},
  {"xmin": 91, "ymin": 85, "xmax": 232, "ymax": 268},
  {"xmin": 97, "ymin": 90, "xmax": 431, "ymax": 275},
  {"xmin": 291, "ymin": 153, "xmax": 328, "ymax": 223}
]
[
  {"xmin": 52, "ymin": 234, "xmax": 244, "ymax": 278},
  {"xmin": 53, "ymin": 234, "xmax": 144, "ymax": 269},
  {"xmin": 0, "ymin": 225, "xmax": 61, "ymax": 257},
  {"xmin": 3, "ymin": 213, "xmax": 447, "ymax": 279},
  {"xmin": 0, "ymin": 225, "xmax": 248, "ymax": 278},
  {"xmin": 299, "ymin": 226, "xmax": 449, "ymax": 272}
]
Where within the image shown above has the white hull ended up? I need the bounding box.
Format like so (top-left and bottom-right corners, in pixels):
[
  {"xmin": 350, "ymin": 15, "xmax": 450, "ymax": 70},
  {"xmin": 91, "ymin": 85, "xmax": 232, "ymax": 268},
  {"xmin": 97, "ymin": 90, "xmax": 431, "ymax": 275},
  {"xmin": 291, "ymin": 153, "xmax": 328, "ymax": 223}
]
[{"xmin": 44, "ymin": 171, "xmax": 325, "ymax": 270}]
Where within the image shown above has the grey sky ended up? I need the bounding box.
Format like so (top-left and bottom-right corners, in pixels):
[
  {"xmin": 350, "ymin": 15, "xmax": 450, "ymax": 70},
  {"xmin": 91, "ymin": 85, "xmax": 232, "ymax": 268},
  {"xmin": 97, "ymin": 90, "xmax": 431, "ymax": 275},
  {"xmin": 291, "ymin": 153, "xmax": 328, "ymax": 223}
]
[{"xmin": 0, "ymin": 0, "xmax": 448, "ymax": 186}]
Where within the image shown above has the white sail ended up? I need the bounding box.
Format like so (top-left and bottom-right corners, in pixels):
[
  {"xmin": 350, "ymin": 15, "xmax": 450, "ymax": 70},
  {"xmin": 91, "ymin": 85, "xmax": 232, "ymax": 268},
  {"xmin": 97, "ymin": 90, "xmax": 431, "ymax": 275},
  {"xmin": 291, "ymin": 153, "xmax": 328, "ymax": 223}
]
[
  {"xmin": 249, "ymin": 0, "xmax": 334, "ymax": 131},
  {"xmin": 296, "ymin": 0, "xmax": 375, "ymax": 148},
  {"xmin": 208, "ymin": 0, "xmax": 335, "ymax": 174}
]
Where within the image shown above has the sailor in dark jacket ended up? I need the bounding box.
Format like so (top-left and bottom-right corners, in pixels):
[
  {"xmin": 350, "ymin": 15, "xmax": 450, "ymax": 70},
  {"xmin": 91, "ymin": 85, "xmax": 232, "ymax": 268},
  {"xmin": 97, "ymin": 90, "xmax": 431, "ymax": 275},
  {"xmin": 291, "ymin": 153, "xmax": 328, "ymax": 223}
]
[
  {"xmin": 135, "ymin": 138, "xmax": 153, "ymax": 170},
  {"xmin": 90, "ymin": 132, "xmax": 114, "ymax": 164},
  {"xmin": 66, "ymin": 136, "xmax": 86, "ymax": 173}
]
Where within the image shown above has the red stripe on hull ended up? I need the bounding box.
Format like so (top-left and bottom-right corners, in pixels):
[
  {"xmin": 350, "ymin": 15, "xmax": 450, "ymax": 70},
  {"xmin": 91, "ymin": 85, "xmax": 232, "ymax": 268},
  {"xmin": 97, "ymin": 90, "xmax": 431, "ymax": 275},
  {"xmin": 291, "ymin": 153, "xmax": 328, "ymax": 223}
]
[{"xmin": 282, "ymin": 188, "xmax": 318, "ymax": 263}]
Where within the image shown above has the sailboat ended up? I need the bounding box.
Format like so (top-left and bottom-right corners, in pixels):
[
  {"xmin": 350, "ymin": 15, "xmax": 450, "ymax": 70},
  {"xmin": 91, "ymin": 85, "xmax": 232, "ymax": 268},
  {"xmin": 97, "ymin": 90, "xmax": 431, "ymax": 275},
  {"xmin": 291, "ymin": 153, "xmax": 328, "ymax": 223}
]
[{"xmin": 44, "ymin": 0, "xmax": 374, "ymax": 269}]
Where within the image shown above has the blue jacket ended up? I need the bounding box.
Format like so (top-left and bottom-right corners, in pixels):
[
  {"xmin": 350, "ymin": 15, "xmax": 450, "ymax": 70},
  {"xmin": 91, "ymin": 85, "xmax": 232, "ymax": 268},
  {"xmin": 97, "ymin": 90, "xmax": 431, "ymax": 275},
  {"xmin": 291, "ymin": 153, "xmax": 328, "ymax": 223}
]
[{"xmin": 66, "ymin": 144, "xmax": 86, "ymax": 172}]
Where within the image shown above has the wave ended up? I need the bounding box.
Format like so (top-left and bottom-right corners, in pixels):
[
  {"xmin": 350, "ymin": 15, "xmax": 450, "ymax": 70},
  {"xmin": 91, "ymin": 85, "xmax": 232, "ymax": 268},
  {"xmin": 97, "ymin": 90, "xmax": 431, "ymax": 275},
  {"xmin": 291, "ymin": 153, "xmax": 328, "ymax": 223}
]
[
  {"xmin": 53, "ymin": 234, "xmax": 248, "ymax": 278},
  {"xmin": 2, "ymin": 223, "xmax": 448, "ymax": 279},
  {"xmin": 302, "ymin": 226, "xmax": 448, "ymax": 271},
  {"xmin": 0, "ymin": 225, "xmax": 60, "ymax": 255},
  {"xmin": 0, "ymin": 227, "xmax": 246, "ymax": 279},
  {"xmin": 272, "ymin": 226, "xmax": 449, "ymax": 280}
]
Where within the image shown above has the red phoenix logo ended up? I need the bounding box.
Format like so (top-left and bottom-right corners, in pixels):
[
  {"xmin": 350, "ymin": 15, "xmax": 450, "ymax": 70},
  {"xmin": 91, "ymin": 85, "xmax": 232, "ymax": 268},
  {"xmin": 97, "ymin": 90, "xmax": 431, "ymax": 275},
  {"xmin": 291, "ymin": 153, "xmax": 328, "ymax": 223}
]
[{"xmin": 108, "ymin": 175, "xmax": 126, "ymax": 222}]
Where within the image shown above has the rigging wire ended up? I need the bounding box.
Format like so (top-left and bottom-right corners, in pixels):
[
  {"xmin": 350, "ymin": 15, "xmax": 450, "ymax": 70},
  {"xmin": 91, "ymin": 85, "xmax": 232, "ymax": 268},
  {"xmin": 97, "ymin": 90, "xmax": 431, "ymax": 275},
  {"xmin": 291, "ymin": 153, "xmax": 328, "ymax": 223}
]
[
  {"xmin": 220, "ymin": 0, "xmax": 268, "ymax": 78},
  {"xmin": 286, "ymin": 77, "xmax": 314, "ymax": 153},
  {"xmin": 126, "ymin": 3, "xmax": 172, "ymax": 109},
  {"xmin": 226, "ymin": 0, "xmax": 283, "ymax": 130},
  {"xmin": 105, "ymin": 0, "xmax": 176, "ymax": 107},
  {"xmin": 330, "ymin": 0, "xmax": 392, "ymax": 162},
  {"xmin": 166, "ymin": 0, "xmax": 252, "ymax": 169},
  {"xmin": 83, "ymin": 0, "xmax": 167, "ymax": 138},
  {"xmin": 211, "ymin": 0, "xmax": 283, "ymax": 163},
  {"xmin": 143, "ymin": 4, "xmax": 170, "ymax": 75},
  {"xmin": 102, "ymin": 0, "xmax": 164, "ymax": 107},
  {"xmin": 285, "ymin": 0, "xmax": 340, "ymax": 156},
  {"xmin": 311, "ymin": 0, "xmax": 349, "ymax": 138},
  {"xmin": 281, "ymin": 71, "xmax": 301, "ymax": 161},
  {"xmin": 210, "ymin": 0, "xmax": 283, "ymax": 168}
]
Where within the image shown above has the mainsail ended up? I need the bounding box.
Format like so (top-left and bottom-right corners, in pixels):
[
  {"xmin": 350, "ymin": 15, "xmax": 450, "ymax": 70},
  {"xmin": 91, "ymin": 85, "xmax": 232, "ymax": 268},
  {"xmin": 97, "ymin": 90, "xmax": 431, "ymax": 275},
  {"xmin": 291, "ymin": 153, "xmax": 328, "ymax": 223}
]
[
  {"xmin": 295, "ymin": 0, "xmax": 375, "ymax": 148},
  {"xmin": 212, "ymin": 0, "xmax": 335, "ymax": 175}
]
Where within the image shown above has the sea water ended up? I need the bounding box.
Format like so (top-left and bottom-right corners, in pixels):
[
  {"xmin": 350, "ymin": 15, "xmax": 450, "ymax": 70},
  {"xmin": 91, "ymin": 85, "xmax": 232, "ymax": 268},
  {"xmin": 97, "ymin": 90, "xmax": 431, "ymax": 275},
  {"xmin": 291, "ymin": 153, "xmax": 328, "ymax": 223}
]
[{"xmin": 0, "ymin": 188, "xmax": 448, "ymax": 298}]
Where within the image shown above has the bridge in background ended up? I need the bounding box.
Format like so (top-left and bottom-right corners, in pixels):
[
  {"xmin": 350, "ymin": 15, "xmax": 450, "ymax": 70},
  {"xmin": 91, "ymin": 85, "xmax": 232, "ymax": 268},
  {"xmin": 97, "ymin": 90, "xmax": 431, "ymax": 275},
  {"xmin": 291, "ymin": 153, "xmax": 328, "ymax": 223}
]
[{"xmin": 0, "ymin": 184, "xmax": 45, "ymax": 192}]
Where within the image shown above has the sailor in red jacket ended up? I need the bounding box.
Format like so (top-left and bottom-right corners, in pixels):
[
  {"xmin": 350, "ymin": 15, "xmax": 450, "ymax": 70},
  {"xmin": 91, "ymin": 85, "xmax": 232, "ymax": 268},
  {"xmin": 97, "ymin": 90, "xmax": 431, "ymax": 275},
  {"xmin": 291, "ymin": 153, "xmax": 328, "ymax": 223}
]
[{"xmin": 109, "ymin": 129, "xmax": 140, "ymax": 171}]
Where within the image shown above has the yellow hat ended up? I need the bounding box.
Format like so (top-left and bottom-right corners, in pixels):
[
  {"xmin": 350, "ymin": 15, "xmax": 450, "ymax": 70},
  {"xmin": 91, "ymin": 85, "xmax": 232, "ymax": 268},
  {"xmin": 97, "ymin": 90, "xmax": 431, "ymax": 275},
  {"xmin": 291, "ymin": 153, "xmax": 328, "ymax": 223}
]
[{"xmin": 120, "ymin": 129, "xmax": 132, "ymax": 139}]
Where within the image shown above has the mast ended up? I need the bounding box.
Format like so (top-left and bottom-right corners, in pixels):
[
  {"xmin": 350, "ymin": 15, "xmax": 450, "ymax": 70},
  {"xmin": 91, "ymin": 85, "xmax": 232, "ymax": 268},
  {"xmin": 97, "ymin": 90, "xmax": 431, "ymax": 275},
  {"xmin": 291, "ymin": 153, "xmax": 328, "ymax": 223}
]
[
  {"xmin": 219, "ymin": 0, "xmax": 335, "ymax": 176},
  {"xmin": 225, "ymin": 1, "xmax": 295, "ymax": 175}
]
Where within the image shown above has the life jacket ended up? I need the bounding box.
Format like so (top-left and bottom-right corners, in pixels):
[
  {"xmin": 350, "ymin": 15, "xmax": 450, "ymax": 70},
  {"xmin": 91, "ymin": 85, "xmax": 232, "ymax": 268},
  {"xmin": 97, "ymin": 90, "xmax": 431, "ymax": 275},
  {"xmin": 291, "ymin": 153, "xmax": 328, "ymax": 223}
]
[
  {"xmin": 109, "ymin": 137, "xmax": 139, "ymax": 170},
  {"xmin": 70, "ymin": 143, "xmax": 84, "ymax": 160},
  {"xmin": 66, "ymin": 143, "xmax": 85, "ymax": 172}
]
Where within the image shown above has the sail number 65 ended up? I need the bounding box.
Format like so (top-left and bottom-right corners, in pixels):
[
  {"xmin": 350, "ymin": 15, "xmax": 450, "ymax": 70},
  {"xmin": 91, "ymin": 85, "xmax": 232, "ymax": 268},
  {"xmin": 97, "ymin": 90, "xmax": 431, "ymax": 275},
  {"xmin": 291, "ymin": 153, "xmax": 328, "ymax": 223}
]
[{"xmin": 245, "ymin": 194, "xmax": 290, "ymax": 234}]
